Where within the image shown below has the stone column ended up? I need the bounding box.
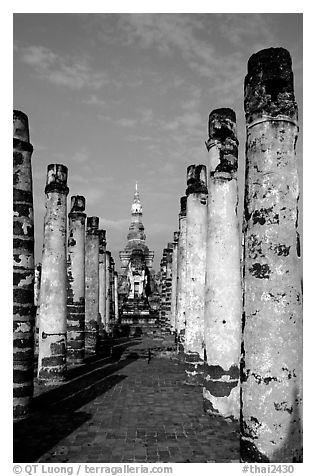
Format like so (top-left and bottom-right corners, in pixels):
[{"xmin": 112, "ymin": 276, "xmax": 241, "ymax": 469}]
[
  {"xmin": 159, "ymin": 251, "xmax": 167, "ymax": 330},
  {"xmin": 203, "ymin": 108, "xmax": 242, "ymax": 419},
  {"xmin": 34, "ymin": 263, "xmax": 41, "ymax": 356},
  {"xmin": 164, "ymin": 243, "xmax": 173, "ymax": 332},
  {"xmin": 114, "ymin": 271, "xmax": 119, "ymax": 322},
  {"xmin": 241, "ymin": 47, "xmax": 302, "ymax": 462},
  {"xmin": 105, "ymin": 251, "xmax": 111, "ymax": 335},
  {"xmin": 175, "ymin": 196, "xmax": 187, "ymax": 351},
  {"xmin": 38, "ymin": 164, "xmax": 69, "ymax": 384},
  {"xmin": 98, "ymin": 229, "xmax": 107, "ymax": 340},
  {"xmin": 67, "ymin": 196, "xmax": 86, "ymax": 364},
  {"xmin": 184, "ymin": 165, "xmax": 208, "ymax": 384},
  {"xmin": 110, "ymin": 257, "xmax": 115, "ymax": 326},
  {"xmin": 13, "ymin": 110, "xmax": 35, "ymax": 418},
  {"xmin": 85, "ymin": 216, "xmax": 99, "ymax": 354},
  {"xmin": 34, "ymin": 263, "xmax": 41, "ymax": 310},
  {"xmin": 170, "ymin": 231, "xmax": 179, "ymax": 334}
]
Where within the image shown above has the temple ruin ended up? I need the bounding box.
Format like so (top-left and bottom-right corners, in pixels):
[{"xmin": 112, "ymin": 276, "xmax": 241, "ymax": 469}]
[{"xmin": 13, "ymin": 46, "xmax": 302, "ymax": 464}]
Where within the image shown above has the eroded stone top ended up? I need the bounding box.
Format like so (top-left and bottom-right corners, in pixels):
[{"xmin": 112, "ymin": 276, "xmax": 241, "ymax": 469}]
[
  {"xmin": 87, "ymin": 216, "xmax": 99, "ymax": 229},
  {"xmin": 244, "ymin": 47, "xmax": 297, "ymax": 123},
  {"xmin": 70, "ymin": 195, "xmax": 86, "ymax": 213},
  {"xmin": 45, "ymin": 164, "xmax": 69, "ymax": 195},
  {"xmin": 99, "ymin": 229, "xmax": 107, "ymax": 248},
  {"xmin": 186, "ymin": 164, "xmax": 208, "ymax": 195},
  {"xmin": 173, "ymin": 231, "xmax": 180, "ymax": 243},
  {"xmin": 207, "ymin": 108, "xmax": 238, "ymax": 176},
  {"xmin": 13, "ymin": 110, "xmax": 30, "ymax": 143},
  {"xmin": 180, "ymin": 195, "xmax": 187, "ymax": 217}
]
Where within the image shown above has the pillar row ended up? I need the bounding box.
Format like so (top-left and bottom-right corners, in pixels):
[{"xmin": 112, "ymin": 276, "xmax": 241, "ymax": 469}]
[
  {"xmin": 13, "ymin": 110, "xmax": 35, "ymax": 418},
  {"xmin": 203, "ymin": 108, "xmax": 242, "ymax": 419},
  {"xmin": 241, "ymin": 47, "xmax": 302, "ymax": 463},
  {"xmin": 67, "ymin": 195, "xmax": 86, "ymax": 364},
  {"xmin": 105, "ymin": 251, "xmax": 111, "ymax": 335},
  {"xmin": 114, "ymin": 271, "xmax": 119, "ymax": 323},
  {"xmin": 38, "ymin": 164, "xmax": 69, "ymax": 384},
  {"xmin": 85, "ymin": 216, "xmax": 99, "ymax": 354},
  {"xmin": 184, "ymin": 165, "xmax": 208, "ymax": 384},
  {"xmin": 98, "ymin": 229, "xmax": 106, "ymax": 341},
  {"xmin": 175, "ymin": 196, "xmax": 187, "ymax": 351},
  {"xmin": 170, "ymin": 231, "xmax": 179, "ymax": 333}
]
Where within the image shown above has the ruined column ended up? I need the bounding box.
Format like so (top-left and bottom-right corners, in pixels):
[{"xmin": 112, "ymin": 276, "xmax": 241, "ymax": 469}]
[
  {"xmin": 105, "ymin": 250, "xmax": 111, "ymax": 335},
  {"xmin": 34, "ymin": 263, "xmax": 41, "ymax": 356},
  {"xmin": 38, "ymin": 164, "xmax": 69, "ymax": 384},
  {"xmin": 114, "ymin": 271, "xmax": 119, "ymax": 322},
  {"xmin": 184, "ymin": 165, "xmax": 208, "ymax": 383},
  {"xmin": 159, "ymin": 251, "xmax": 167, "ymax": 330},
  {"xmin": 110, "ymin": 257, "xmax": 116, "ymax": 326},
  {"xmin": 13, "ymin": 110, "xmax": 35, "ymax": 418},
  {"xmin": 85, "ymin": 216, "xmax": 99, "ymax": 354},
  {"xmin": 170, "ymin": 231, "xmax": 179, "ymax": 333},
  {"xmin": 165, "ymin": 243, "xmax": 174, "ymax": 332},
  {"xmin": 203, "ymin": 108, "xmax": 242, "ymax": 419},
  {"xmin": 241, "ymin": 47, "xmax": 302, "ymax": 462},
  {"xmin": 175, "ymin": 196, "xmax": 187, "ymax": 351},
  {"xmin": 98, "ymin": 229, "xmax": 107, "ymax": 340},
  {"xmin": 67, "ymin": 196, "xmax": 86, "ymax": 364}
]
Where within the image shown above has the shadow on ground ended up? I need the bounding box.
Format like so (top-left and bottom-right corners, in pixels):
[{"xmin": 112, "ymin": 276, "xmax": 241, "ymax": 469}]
[{"xmin": 14, "ymin": 339, "xmax": 141, "ymax": 462}]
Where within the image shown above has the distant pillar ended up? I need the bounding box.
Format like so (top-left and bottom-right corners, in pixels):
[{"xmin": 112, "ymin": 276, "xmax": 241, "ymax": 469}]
[
  {"xmin": 110, "ymin": 256, "xmax": 115, "ymax": 327},
  {"xmin": 110, "ymin": 255, "xmax": 114, "ymax": 326},
  {"xmin": 38, "ymin": 164, "xmax": 69, "ymax": 384},
  {"xmin": 67, "ymin": 195, "xmax": 86, "ymax": 364},
  {"xmin": 105, "ymin": 251, "xmax": 111, "ymax": 334},
  {"xmin": 203, "ymin": 108, "xmax": 242, "ymax": 419},
  {"xmin": 98, "ymin": 230, "xmax": 107, "ymax": 339},
  {"xmin": 175, "ymin": 196, "xmax": 187, "ymax": 351},
  {"xmin": 85, "ymin": 216, "xmax": 99, "ymax": 354},
  {"xmin": 170, "ymin": 231, "xmax": 179, "ymax": 333},
  {"xmin": 114, "ymin": 272, "xmax": 119, "ymax": 322},
  {"xmin": 184, "ymin": 165, "xmax": 208, "ymax": 384},
  {"xmin": 159, "ymin": 251, "xmax": 167, "ymax": 329},
  {"xmin": 241, "ymin": 48, "xmax": 302, "ymax": 462},
  {"xmin": 165, "ymin": 243, "xmax": 174, "ymax": 332},
  {"xmin": 34, "ymin": 263, "xmax": 41, "ymax": 356},
  {"xmin": 13, "ymin": 110, "xmax": 35, "ymax": 418}
]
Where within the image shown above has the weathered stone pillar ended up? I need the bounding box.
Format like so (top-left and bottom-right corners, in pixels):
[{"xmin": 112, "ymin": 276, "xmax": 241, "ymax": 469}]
[
  {"xmin": 110, "ymin": 256, "xmax": 115, "ymax": 326},
  {"xmin": 105, "ymin": 250, "xmax": 111, "ymax": 335},
  {"xmin": 38, "ymin": 164, "xmax": 69, "ymax": 384},
  {"xmin": 67, "ymin": 196, "xmax": 86, "ymax": 364},
  {"xmin": 175, "ymin": 196, "xmax": 187, "ymax": 351},
  {"xmin": 98, "ymin": 229, "xmax": 106, "ymax": 339},
  {"xmin": 34, "ymin": 263, "xmax": 41, "ymax": 310},
  {"xmin": 241, "ymin": 47, "xmax": 302, "ymax": 462},
  {"xmin": 184, "ymin": 165, "xmax": 208, "ymax": 383},
  {"xmin": 170, "ymin": 231, "xmax": 179, "ymax": 333},
  {"xmin": 159, "ymin": 251, "xmax": 167, "ymax": 329},
  {"xmin": 165, "ymin": 243, "xmax": 173, "ymax": 332},
  {"xmin": 13, "ymin": 110, "xmax": 35, "ymax": 418},
  {"xmin": 85, "ymin": 216, "xmax": 99, "ymax": 354},
  {"xmin": 203, "ymin": 108, "xmax": 242, "ymax": 419},
  {"xmin": 114, "ymin": 271, "xmax": 119, "ymax": 322},
  {"xmin": 34, "ymin": 263, "xmax": 41, "ymax": 356}
]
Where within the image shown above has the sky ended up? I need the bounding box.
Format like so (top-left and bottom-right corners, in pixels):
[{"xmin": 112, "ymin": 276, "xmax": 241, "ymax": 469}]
[{"xmin": 13, "ymin": 13, "xmax": 303, "ymax": 271}]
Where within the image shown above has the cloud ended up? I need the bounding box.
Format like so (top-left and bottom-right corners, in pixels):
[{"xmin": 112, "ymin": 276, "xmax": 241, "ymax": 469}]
[
  {"xmin": 216, "ymin": 14, "xmax": 276, "ymax": 49},
  {"xmin": 99, "ymin": 217, "xmax": 130, "ymax": 231},
  {"xmin": 17, "ymin": 45, "xmax": 110, "ymax": 90},
  {"xmin": 116, "ymin": 118, "xmax": 137, "ymax": 128}
]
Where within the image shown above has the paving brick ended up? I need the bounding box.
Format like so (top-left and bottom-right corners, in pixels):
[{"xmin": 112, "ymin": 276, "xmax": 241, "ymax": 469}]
[{"xmin": 14, "ymin": 336, "xmax": 239, "ymax": 463}]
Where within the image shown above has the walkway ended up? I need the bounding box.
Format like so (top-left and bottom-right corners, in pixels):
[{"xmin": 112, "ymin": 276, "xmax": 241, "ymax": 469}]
[{"xmin": 14, "ymin": 336, "xmax": 239, "ymax": 463}]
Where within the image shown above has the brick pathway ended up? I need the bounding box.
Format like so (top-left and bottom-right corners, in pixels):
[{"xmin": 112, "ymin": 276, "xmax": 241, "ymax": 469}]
[{"xmin": 14, "ymin": 336, "xmax": 239, "ymax": 463}]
